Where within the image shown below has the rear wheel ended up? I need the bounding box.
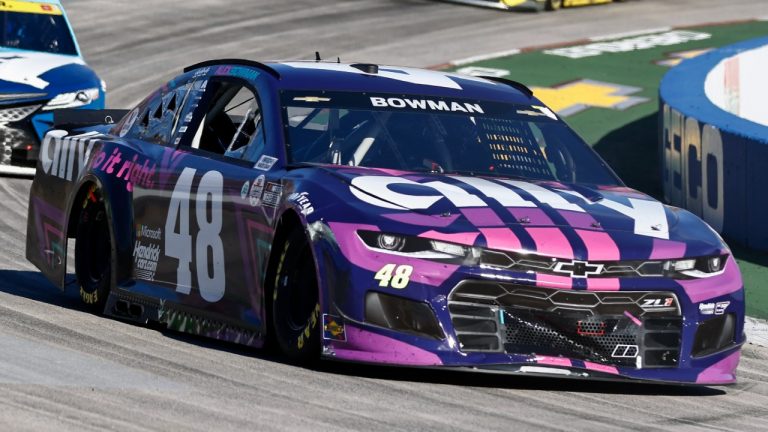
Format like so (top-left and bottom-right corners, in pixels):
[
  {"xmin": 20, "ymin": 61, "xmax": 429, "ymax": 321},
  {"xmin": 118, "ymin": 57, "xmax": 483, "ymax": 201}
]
[
  {"xmin": 545, "ymin": 0, "xmax": 562, "ymax": 11},
  {"xmin": 74, "ymin": 186, "xmax": 112, "ymax": 312},
  {"xmin": 271, "ymin": 229, "xmax": 321, "ymax": 363}
]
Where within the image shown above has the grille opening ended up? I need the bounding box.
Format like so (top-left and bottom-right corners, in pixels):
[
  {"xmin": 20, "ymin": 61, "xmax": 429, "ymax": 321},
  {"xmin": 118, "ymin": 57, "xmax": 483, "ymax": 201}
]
[
  {"xmin": 692, "ymin": 313, "xmax": 736, "ymax": 358},
  {"xmin": 448, "ymin": 281, "xmax": 682, "ymax": 368}
]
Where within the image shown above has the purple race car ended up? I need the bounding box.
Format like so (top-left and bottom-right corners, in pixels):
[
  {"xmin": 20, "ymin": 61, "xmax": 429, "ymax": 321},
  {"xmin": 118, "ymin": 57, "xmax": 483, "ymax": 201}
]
[{"xmin": 26, "ymin": 59, "xmax": 744, "ymax": 385}]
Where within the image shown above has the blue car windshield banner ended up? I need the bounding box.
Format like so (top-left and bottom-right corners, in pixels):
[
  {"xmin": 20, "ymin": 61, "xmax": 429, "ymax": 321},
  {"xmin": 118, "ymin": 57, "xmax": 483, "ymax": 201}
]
[{"xmin": 281, "ymin": 90, "xmax": 621, "ymax": 186}]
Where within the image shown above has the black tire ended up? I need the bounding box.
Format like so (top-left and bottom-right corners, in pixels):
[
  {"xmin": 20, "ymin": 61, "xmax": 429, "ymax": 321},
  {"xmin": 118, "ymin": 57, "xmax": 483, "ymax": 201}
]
[
  {"xmin": 74, "ymin": 187, "xmax": 112, "ymax": 312},
  {"xmin": 545, "ymin": 0, "xmax": 562, "ymax": 11},
  {"xmin": 271, "ymin": 228, "xmax": 321, "ymax": 363}
]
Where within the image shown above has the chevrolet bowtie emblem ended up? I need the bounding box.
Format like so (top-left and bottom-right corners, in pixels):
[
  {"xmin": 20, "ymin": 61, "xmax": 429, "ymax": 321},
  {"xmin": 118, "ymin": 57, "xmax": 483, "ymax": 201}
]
[{"xmin": 552, "ymin": 260, "xmax": 604, "ymax": 278}]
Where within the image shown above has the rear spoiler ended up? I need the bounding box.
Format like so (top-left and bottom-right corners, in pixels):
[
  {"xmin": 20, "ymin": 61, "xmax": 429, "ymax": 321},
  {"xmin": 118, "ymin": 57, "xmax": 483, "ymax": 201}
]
[{"xmin": 53, "ymin": 109, "xmax": 130, "ymax": 129}]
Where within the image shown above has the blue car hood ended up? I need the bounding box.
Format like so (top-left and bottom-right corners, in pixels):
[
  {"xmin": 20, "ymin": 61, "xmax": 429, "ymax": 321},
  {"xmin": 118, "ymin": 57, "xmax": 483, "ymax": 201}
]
[{"xmin": 0, "ymin": 49, "xmax": 99, "ymax": 99}]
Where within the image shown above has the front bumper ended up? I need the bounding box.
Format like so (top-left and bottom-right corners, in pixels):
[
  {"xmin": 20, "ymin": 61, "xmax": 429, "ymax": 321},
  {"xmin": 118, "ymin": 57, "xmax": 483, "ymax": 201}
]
[
  {"xmin": 0, "ymin": 103, "xmax": 45, "ymax": 175},
  {"xmin": 317, "ymin": 222, "xmax": 746, "ymax": 385}
]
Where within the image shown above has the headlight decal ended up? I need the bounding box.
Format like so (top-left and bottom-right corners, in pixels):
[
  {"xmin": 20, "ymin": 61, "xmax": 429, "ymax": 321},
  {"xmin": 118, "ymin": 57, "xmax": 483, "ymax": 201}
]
[
  {"xmin": 43, "ymin": 88, "xmax": 100, "ymax": 110},
  {"xmin": 678, "ymin": 255, "xmax": 743, "ymax": 304},
  {"xmin": 330, "ymin": 222, "xmax": 460, "ymax": 287}
]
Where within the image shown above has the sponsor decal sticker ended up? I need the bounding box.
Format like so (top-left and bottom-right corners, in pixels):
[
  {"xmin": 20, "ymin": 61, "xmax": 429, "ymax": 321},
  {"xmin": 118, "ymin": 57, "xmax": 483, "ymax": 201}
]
[
  {"xmin": 240, "ymin": 181, "xmax": 250, "ymax": 200},
  {"xmin": 699, "ymin": 301, "xmax": 730, "ymax": 315},
  {"xmin": 254, "ymin": 155, "xmax": 278, "ymax": 171},
  {"xmin": 288, "ymin": 191, "xmax": 314, "ymax": 216},
  {"xmin": 293, "ymin": 96, "xmax": 331, "ymax": 103},
  {"xmin": 262, "ymin": 182, "xmax": 283, "ymax": 207},
  {"xmin": 370, "ymin": 97, "xmax": 484, "ymax": 114},
  {"xmin": 119, "ymin": 108, "xmax": 139, "ymax": 137},
  {"xmin": 192, "ymin": 67, "xmax": 210, "ymax": 78},
  {"xmin": 323, "ymin": 314, "xmax": 346, "ymax": 341},
  {"xmin": 136, "ymin": 224, "xmax": 162, "ymax": 240},
  {"xmin": 133, "ymin": 240, "xmax": 160, "ymax": 281},
  {"xmin": 249, "ymin": 175, "xmax": 265, "ymax": 206}
]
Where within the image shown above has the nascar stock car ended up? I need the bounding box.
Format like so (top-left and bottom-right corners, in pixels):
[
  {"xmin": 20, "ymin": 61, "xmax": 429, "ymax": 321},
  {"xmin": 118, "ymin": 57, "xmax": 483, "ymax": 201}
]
[
  {"xmin": 441, "ymin": 0, "xmax": 616, "ymax": 11},
  {"xmin": 26, "ymin": 59, "xmax": 743, "ymax": 385},
  {"xmin": 0, "ymin": 0, "xmax": 104, "ymax": 175}
]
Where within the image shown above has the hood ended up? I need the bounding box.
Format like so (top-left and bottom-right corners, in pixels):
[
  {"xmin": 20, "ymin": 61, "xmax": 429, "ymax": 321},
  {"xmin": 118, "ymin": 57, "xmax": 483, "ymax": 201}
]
[
  {"xmin": 315, "ymin": 166, "xmax": 725, "ymax": 261},
  {"xmin": 0, "ymin": 49, "xmax": 99, "ymax": 100}
]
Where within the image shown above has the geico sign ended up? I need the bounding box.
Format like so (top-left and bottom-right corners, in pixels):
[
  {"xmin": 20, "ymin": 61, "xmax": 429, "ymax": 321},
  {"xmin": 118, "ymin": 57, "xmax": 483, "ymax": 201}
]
[{"xmin": 662, "ymin": 104, "xmax": 724, "ymax": 231}]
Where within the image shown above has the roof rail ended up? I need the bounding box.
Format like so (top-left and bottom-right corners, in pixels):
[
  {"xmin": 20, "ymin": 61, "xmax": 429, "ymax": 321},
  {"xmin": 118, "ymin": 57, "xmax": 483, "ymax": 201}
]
[
  {"xmin": 478, "ymin": 75, "xmax": 533, "ymax": 98},
  {"xmin": 183, "ymin": 59, "xmax": 280, "ymax": 79}
]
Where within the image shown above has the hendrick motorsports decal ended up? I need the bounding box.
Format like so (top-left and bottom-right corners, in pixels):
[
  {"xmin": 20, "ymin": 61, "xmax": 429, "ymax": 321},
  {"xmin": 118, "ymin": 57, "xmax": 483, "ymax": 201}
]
[
  {"xmin": 134, "ymin": 240, "xmax": 160, "ymax": 281},
  {"xmin": 699, "ymin": 301, "xmax": 730, "ymax": 315}
]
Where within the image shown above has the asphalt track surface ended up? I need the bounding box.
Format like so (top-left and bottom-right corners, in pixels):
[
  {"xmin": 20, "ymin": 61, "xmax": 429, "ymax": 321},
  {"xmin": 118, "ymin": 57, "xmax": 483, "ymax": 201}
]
[{"xmin": 1, "ymin": 0, "xmax": 768, "ymax": 430}]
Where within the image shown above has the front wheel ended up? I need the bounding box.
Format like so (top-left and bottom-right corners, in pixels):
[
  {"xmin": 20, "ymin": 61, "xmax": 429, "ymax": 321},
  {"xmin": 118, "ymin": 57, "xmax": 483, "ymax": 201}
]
[
  {"xmin": 74, "ymin": 186, "xmax": 112, "ymax": 312},
  {"xmin": 271, "ymin": 229, "xmax": 321, "ymax": 363},
  {"xmin": 545, "ymin": 0, "xmax": 562, "ymax": 11}
]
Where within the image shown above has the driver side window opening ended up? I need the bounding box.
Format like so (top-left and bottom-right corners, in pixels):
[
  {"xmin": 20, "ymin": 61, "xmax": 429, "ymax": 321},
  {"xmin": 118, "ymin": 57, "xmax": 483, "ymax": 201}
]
[{"xmin": 189, "ymin": 79, "xmax": 265, "ymax": 162}]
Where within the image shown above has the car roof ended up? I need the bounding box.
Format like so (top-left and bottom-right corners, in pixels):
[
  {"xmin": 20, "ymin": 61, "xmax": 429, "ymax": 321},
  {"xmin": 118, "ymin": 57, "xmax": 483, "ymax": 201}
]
[
  {"xmin": 23, "ymin": 0, "xmax": 63, "ymax": 5},
  {"xmin": 263, "ymin": 61, "xmax": 536, "ymax": 104}
]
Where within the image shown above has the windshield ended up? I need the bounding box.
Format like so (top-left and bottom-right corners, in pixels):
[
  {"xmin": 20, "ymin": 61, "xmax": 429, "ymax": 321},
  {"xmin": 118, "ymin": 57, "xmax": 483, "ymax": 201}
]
[
  {"xmin": 282, "ymin": 91, "xmax": 621, "ymax": 186},
  {"xmin": 0, "ymin": 2, "xmax": 77, "ymax": 55}
]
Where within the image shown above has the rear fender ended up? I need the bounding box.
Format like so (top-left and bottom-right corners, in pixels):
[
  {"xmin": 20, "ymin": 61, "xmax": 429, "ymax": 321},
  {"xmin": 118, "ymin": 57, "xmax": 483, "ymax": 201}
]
[{"xmin": 25, "ymin": 131, "xmax": 134, "ymax": 290}]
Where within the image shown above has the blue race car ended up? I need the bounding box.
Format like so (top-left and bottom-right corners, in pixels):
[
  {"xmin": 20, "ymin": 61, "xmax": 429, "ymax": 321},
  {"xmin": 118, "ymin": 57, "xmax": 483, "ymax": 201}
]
[
  {"xmin": 26, "ymin": 59, "xmax": 744, "ymax": 385},
  {"xmin": 0, "ymin": 0, "xmax": 104, "ymax": 175}
]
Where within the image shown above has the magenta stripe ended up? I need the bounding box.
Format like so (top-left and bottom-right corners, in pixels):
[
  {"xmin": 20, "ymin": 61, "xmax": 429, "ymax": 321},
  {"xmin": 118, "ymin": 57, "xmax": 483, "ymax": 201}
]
[
  {"xmin": 508, "ymin": 208, "xmax": 553, "ymax": 225},
  {"xmin": 587, "ymin": 278, "xmax": 620, "ymax": 291},
  {"xmin": 583, "ymin": 361, "xmax": 619, "ymax": 375},
  {"xmin": 420, "ymin": 230, "xmax": 479, "ymax": 246},
  {"xmin": 461, "ymin": 208, "xmax": 504, "ymax": 227},
  {"xmin": 535, "ymin": 356, "xmax": 572, "ymax": 367},
  {"xmin": 576, "ymin": 229, "xmax": 620, "ymax": 261},
  {"xmin": 480, "ymin": 228, "xmax": 522, "ymax": 252},
  {"xmin": 526, "ymin": 227, "xmax": 574, "ymax": 259},
  {"xmin": 649, "ymin": 238, "xmax": 687, "ymax": 259},
  {"xmin": 623, "ymin": 310, "xmax": 642, "ymax": 326},
  {"xmin": 696, "ymin": 351, "xmax": 740, "ymax": 384},
  {"xmin": 680, "ymin": 256, "xmax": 743, "ymax": 303},
  {"xmin": 559, "ymin": 210, "xmax": 598, "ymax": 230},
  {"xmin": 332, "ymin": 326, "xmax": 443, "ymax": 366},
  {"xmin": 383, "ymin": 212, "xmax": 458, "ymax": 228}
]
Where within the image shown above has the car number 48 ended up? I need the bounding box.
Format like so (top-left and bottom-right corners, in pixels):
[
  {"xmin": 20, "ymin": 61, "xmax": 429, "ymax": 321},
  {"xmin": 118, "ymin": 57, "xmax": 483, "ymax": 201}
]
[{"xmin": 165, "ymin": 167, "xmax": 226, "ymax": 302}]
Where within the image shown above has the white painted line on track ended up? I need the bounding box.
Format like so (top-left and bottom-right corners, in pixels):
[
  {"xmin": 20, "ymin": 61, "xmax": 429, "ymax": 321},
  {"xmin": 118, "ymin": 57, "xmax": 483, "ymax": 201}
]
[
  {"xmin": 451, "ymin": 48, "xmax": 521, "ymax": 66},
  {"xmin": 589, "ymin": 26, "xmax": 672, "ymax": 41}
]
